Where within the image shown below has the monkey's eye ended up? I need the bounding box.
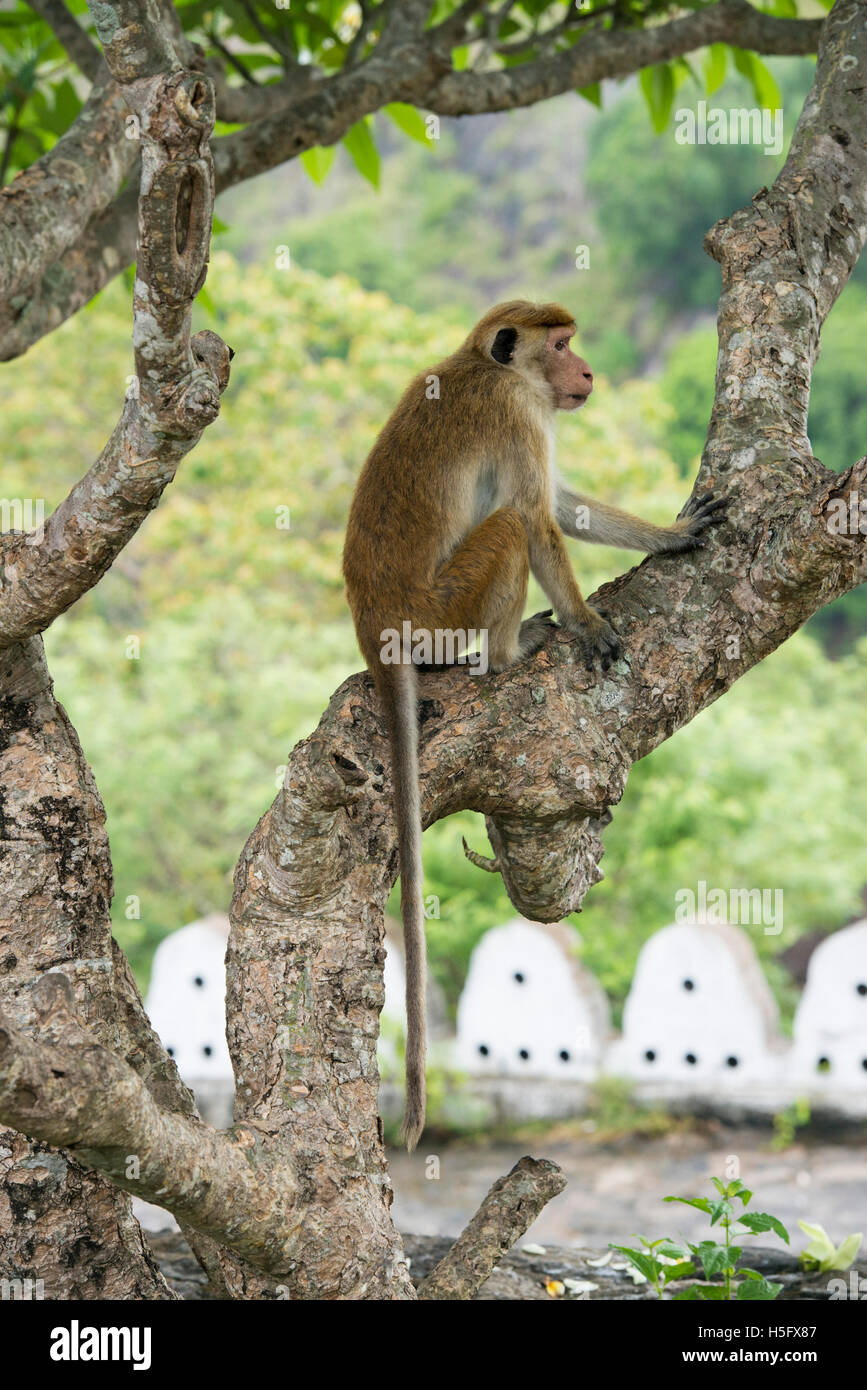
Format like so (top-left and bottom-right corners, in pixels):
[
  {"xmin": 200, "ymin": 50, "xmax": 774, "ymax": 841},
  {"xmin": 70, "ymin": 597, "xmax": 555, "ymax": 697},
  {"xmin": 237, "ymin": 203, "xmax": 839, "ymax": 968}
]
[{"xmin": 554, "ymin": 340, "xmax": 567, "ymax": 351}]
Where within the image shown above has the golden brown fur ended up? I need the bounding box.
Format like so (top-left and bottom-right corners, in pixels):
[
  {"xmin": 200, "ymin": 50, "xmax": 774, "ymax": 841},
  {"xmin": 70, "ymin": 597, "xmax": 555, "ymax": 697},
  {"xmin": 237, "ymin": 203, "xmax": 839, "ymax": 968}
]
[{"xmin": 343, "ymin": 300, "xmax": 726, "ymax": 1149}]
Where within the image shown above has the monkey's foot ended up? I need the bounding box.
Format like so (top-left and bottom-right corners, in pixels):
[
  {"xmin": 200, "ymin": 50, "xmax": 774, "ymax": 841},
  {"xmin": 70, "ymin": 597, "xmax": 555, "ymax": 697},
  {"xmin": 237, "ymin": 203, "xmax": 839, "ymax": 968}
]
[
  {"xmin": 674, "ymin": 490, "xmax": 729, "ymax": 548},
  {"xmin": 517, "ymin": 610, "xmax": 557, "ymax": 660},
  {"xmin": 567, "ymin": 607, "xmax": 621, "ymax": 672}
]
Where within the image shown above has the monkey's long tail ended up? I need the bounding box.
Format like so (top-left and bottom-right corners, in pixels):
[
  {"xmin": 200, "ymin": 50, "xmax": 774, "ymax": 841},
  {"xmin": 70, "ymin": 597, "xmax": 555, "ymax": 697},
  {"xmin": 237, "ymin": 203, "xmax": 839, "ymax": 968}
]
[{"xmin": 382, "ymin": 662, "xmax": 427, "ymax": 1152}]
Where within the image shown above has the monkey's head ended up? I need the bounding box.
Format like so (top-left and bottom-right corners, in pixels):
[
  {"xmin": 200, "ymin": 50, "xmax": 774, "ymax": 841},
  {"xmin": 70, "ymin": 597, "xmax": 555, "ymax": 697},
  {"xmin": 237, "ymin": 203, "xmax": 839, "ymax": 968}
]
[{"xmin": 471, "ymin": 300, "xmax": 593, "ymax": 412}]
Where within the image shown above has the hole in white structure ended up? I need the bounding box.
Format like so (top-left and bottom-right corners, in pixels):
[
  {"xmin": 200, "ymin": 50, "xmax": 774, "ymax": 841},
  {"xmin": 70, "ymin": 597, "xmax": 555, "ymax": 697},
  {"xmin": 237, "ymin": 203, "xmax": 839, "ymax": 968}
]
[
  {"xmin": 861, "ymin": 1058, "xmax": 867, "ymax": 1071},
  {"xmin": 202, "ymin": 1045, "xmax": 213, "ymax": 1057},
  {"xmin": 682, "ymin": 978, "xmax": 695, "ymax": 992},
  {"xmin": 193, "ymin": 976, "xmax": 205, "ymax": 988},
  {"xmin": 726, "ymin": 1055, "xmax": 739, "ymax": 1068},
  {"xmin": 857, "ymin": 982, "xmax": 867, "ymax": 997},
  {"xmin": 684, "ymin": 1052, "xmax": 698, "ymax": 1065},
  {"xmin": 644, "ymin": 1049, "xmax": 657, "ymax": 1062},
  {"xmin": 816, "ymin": 1056, "xmax": 831, "ymax": 1073},
  {"xmin": 477, "ymin": 1044, "xmax": 489, "ymax": 1057},
  {"xmin": 456, "ymin": 918, "xmax": 611, "ymax": 1080},
  {"xmin": 167, "ymin": 1047, "xmax": 175, "ymax": 1057}
]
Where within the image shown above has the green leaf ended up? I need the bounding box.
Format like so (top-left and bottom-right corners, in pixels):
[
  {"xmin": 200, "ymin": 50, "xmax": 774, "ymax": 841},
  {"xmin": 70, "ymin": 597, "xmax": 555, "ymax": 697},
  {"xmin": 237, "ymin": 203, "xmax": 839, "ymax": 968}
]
[
  {"xmin": 692, "ymin": 1241, "xmax": 740, "ymax": 1279},
  {"xmin": 662, "ymin": 1261, "xmax": 696, "ymax": 1285},
  {"xmin": 704, "ymin": 43, "xmax": 726, "ymax": 95},
  {"xmin": 609, "ymin": 1245, "xmax": 658, "ymax": 1283},
  {"xmin": 577, "ymin": 82, "xmax": 602, "ymax": 108},
  {"xmin": 384, "ymin": 103, "xmax": 432, "ymax": 145},
  {"xmin": 300, "ymin": 145, "xmax": 336, "ymax": 185},
  {"xmin": 211, "ymin": 215, "xmax": 231, "ymax": 236},
  {"xmin": 639, "ymin": 63, "xmax": 675, "ymax": 134},
  {"xmin": 664, "ymin": 1196, "xmax": 713, "ymax": 1215},
  {"xmin": 657, "ymin": 1243, "xmax": 688, "ymax": 1260},
  {"xmin": 738, "ymin": 1212, "xmax": 790, "ymax": 1244},
  {"xmin": 342, "ymin": 118, "xmax": 380, "ymax": 188},
  {"xmin": 830, "ymin": 1232, "xmax": 864, "ymax": 1271},
  {"xmin": 677, "ymin": 1282, "xmax": 729, "ymax": 1300},
  {"xmin": 709, "ymin": 1198, "xmax": 733, "ymax": 1226},
  {"xmin": 736, "ymin": 1271, "xmax": 782, "ymax": 1301},
  {"xmin": 798, "ymin": 1221, "xmax": 863, "ymax": 1273},
  {"xmin": 731, "ymin": 49, "xmax": 782, "ymax": 111}
]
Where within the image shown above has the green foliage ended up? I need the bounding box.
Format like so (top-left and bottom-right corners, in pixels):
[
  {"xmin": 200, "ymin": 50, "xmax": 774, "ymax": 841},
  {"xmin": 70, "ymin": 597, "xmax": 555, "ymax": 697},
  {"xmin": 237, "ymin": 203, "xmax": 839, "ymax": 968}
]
[
  {"xmin": 5, "ymin": 252, "xmax": 866, "ymax": 1005},
  {"xmin": 613, "ymin": 1175, "xmax": 787, "ymax": 1300},
  {"xmin": 583, "ymin": 57, "xmax": 816, "ymax": 364},
  {"xmin": 771, "ymin": 1095, "xmax": 810, "ymax": 1150},
  {"xmin": 1, "ymin": 0, "xmax": 817, "ymax": 187}
]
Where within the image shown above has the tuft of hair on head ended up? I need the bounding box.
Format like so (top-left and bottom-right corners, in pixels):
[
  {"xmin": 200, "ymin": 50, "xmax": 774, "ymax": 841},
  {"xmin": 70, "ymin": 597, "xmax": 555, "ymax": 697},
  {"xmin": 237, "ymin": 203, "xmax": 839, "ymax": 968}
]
[{"xmin": 470, "ymin": 299, "xmax": 576, "ymax": 361}]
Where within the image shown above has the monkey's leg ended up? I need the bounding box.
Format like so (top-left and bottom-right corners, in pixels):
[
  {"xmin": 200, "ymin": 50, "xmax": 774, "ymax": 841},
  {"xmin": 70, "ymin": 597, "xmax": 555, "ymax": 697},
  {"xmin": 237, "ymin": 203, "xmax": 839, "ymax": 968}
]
[
  {"xmin": 429, "ymin": 507, "xmax": 547, "ymax": 672},
  {"xmin": 526, "ymin": 516, "xmax": 622, "ymax": 670}
]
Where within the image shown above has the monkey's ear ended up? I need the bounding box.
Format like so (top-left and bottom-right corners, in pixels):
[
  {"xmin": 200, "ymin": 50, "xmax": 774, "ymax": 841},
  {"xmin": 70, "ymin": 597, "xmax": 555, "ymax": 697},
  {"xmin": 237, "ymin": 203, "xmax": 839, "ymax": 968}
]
[{"xmin": 490, "ymin": 326, "xmax": 517, "ymax": 364}]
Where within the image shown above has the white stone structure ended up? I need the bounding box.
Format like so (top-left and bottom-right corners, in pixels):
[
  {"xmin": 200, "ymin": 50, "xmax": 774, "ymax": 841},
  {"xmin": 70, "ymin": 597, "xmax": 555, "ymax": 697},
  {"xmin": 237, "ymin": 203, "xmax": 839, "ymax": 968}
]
[
  {"xmin": 144, "ymin": 912, "xmax": 234, "ymax": 1085},
  {"xmin": 609, "ymin": 921, "xmax": 782, "ymax": 1084},
  {"xmin": 790, "ymin": 919, "xmax": 867, "ymax": 1089},
  {"xmin": 456, "ymin": 918, "xmax": 610, "ymax": 1079}
]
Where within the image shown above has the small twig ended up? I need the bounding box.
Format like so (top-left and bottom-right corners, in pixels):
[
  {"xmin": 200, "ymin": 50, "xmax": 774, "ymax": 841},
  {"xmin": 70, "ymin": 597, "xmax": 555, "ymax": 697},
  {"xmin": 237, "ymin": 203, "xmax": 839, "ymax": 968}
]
[
  {"xmin": 208, "ymin": 29, "xmax": 259, "ymax": 86},
  {"xmin": 418, "ymin": 1157, "xmax": 566, "ymax": 1300},
  {"xmin": 345, "ymin": 0, "xmax": 377, "ymax": 68},
  {"xmin": 494, "ymin": 3, "xmax": 619, "ymax": 57},
  {"xmin": 239, "ymin": 0, "xmax": 295, "ymax": 63},
  {"xmin": 461, "ymin": 835, "xmax": 500, "ymax": 874}
]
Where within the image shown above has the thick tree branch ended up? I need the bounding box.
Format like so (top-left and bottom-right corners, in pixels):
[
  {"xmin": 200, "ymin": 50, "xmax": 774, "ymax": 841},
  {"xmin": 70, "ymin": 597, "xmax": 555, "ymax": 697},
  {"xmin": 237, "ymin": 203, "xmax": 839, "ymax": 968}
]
[
  {"xmin": 0, "ymin": 181, "xmax": 139, "ymax": 361},
  {"xmin": 0, "ymin": 975, "xmax": 300, "ymax": 1275},
  {"xmin": 418, "ymin": 1157, "xmax": 566, "ymax": 1299},
  {"xmin": 86, "ymin": 0, "xmax": 179, "ymax": 82},
  {"xmin": 0, "ymin": 79, "xmax": 135, "ymax": 302},
  {"xmin": 421, "ymin": 1, "xmax": 823, "ymax": 115},
  {"xmin": 0, "ymin": 19, "xmax": 231, "ymax": 646}
]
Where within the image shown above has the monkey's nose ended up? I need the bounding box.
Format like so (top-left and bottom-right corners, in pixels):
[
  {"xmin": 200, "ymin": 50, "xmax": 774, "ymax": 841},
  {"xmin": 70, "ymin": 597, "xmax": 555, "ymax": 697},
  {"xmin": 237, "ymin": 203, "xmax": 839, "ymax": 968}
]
[{"xmin": 583, "ymin": 368, "xmax": 593, "ymax": 385}]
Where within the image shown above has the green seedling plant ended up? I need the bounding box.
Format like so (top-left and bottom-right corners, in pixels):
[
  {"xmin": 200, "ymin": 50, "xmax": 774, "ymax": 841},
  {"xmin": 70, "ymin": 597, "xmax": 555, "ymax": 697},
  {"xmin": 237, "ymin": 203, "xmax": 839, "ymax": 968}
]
[{"xmin": 610, "ymin": 1175, "xmax": 789, "ymax": 1301}]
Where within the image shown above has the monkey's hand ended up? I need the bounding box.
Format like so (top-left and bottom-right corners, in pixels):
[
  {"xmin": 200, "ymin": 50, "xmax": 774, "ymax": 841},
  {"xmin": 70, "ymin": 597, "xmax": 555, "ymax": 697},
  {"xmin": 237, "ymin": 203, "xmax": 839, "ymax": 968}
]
[
  {"xmin": 670, "ymin": 490, "xmax": 728, "ymax": 550},
  {"xmin": 564, "ymin": 606, "xmax": 622, "ymax": 672},
  {"xmin": 518, "ymin": 610, "xmax": 557, "ymax": 660}
]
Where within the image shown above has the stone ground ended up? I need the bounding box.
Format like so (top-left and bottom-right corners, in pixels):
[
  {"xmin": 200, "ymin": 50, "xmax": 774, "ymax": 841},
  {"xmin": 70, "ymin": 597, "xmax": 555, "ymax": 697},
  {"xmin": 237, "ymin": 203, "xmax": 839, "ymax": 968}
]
[
  {"xmin": 387, "ymin": 1121, "xmax": 867, "ymax": 1256},
  {"xmin": 139, "ymin": 1119, "xmax": 867, "ymax": 1297}
]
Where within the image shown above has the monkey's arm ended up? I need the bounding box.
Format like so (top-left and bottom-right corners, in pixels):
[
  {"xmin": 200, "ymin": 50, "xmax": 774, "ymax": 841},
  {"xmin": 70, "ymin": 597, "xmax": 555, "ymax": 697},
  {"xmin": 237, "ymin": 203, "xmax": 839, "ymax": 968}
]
[{"xmin": 556, "ymin": 484, "xmax": 726, "ymax": 554}]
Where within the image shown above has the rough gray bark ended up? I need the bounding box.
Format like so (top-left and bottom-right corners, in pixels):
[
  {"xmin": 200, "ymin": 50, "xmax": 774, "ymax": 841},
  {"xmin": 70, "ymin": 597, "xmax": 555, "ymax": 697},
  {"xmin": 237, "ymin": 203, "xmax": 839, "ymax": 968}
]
[
  {"xmin": 1, "ymin": 0, "xmax": 822, "ymax": 360},
  {"xmin": 0, "ymin": 0, "xmax": 233, "ymax": 1299},
  {"xmin": 417, "ymin": 1157, "xmax": 567, "ymax": 1300}
]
